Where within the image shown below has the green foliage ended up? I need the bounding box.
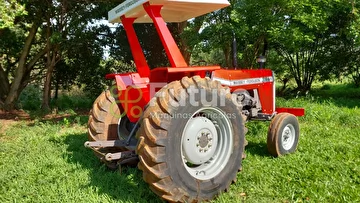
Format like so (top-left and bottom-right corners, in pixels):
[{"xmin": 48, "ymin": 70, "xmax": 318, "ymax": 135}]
[
  {"xmin": 110, "ymin": 24, "xmax": 168, "ymax": 68},
  {"xmin": 315, "ymin": 0, "xmax": 360, "ymax": 88},
  {"xmin": 191, "ymin": 48, "xmax": 226, "ymax": 67},
  {"xmin": 17, "ymin": 85, "xmax": 93, "ymax": 111},
  {"xmin": 62, "ymin": 117, "xmax": 70, "ymax": 126},
  {"xmin": 0, "ymin": 0, "xmax": 27, "ymax": 29},
  {"xmin": 51, "ymin": 90, "xmax": 93, "ymax": 111},
  {"xmin": 311, "ymin": 83, "xmax": 360, "ymax": 99},
  {"xmin": 51, "ymin": 94, "xmax": 86, "ymax": 111},
  {"xmin": 104, "ymin": 57, "xmax": 136, "ymax": 74},
  {"xmin": 190, "ymin": 0, "xmax": 360, "ymax": 91},
  {"xmin": 320, "ymin": 84, "xmax": 331, "ymax": 90},
  {"xmin": 192, "ymin": 2, "xmax": 238, "ymax": 68},
  {"xmin": 0, "ymin": 0, "xmax": 118, "ymax": 109},
  {"xmin": 17, "ymin": 84, "xmax": 42, "ymax": 110}
]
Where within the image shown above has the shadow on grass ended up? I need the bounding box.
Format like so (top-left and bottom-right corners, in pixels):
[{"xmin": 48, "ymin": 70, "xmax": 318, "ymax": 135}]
[
  {"xmin": 62, "ymin": 132, "xmax": 269, "ymax": 202},
  {"xmin": 313, "ymin": 96, "xmax": 360, "ymax": 109},
  {"xmin": 245, "ymin": 141, "xmax": 269, "ymax": 158},
  {"xmin": 244, "ymin": 121, "xmax": 271, "ymax": 158},
  {"xmin": 63, "ymin": 133, "xmax": 163, "ymax": 203},
  {"xmin": 26, "ymin": 115, "xmax": 89, "ymax": 127}
]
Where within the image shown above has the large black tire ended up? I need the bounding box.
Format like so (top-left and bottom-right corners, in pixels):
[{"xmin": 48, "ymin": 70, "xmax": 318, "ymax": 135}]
[
  {"xmin": 136, "ymin": 76, "xmax": 246, "ymax": 202},
  {"xmin": 267, "ymin": 113, "xmax": 300, "ymax": 156},
  {"xmin": 88, "ymin": 90, "xmax": 130, "ymax": 168}
]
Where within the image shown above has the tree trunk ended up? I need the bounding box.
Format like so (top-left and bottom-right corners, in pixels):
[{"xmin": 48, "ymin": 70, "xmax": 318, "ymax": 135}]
[
  {"xmin": 41, "ymin": 46, "xmax": 58, "ymax": 111},
  {"xmin": 262, "ymin": 36, "xmax": 268, "ymax": 56},
  {"xmin": 41, "ymin": 16, "xmax": 55, "ymax": 112},
  {"xmin": 177, "ymin": 22, "xmax": 192, "ymax": 64},
  {"xmin": 223, "ymin": 46, "xmax": 232, "ymax": 68},
  {"xmin": 168, "ymin": 17, "xmax": 204, "ymax": 64},
  {"xmin": 3, "ymin": 23, "xmax": 38, "ymax": 111},
  {"xmin": 0, "ymin": 64, "xmax": 10, "ymax": 103},
  {"xmin": 42, "ymin": 58, "xmax": 56, "ymax": 111},
  {"xmin": 168, "ymin": 22, "xmax": 191, "ymax": 63},
  {"xmin": 54, "ymin": 80, "xmax": 59, "ymax": 100}
]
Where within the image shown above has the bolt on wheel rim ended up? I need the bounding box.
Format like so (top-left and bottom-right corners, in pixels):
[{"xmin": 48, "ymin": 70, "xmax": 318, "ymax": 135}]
[
  {"xmin": 281, "ymin": 124, "xmax": 296, "ymax": 150},
  {"xmin": 181, "ymin": 107, "xmax": 233, "ymax": 180}
]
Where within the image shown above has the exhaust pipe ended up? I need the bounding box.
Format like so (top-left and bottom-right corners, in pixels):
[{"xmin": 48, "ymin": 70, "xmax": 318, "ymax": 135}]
[{"xmin": 232, "ymin": 30, "xmax": 238, "ymax": 69}]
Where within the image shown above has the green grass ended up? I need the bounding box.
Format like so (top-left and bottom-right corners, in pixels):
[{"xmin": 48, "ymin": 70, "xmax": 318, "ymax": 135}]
[
  {"xmin": 0, "ymin": 119, "xmax": 160, "ymax": 203},
  {"xmin": 220, "ymin": 96, "xmax": 360, "ymax": 202},
  {"xmin": 1, "ymin": 84, "xmax": 360, "ymax": 202},
  {"xmin": 311, "ymin": 83, "xmax": 360, "ymax": 99}
]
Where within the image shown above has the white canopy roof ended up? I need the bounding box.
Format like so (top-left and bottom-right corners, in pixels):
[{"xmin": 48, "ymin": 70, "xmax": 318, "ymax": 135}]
[{"xmin": 108, "ymin": 0, "xmax": 230, "ymax": 23}]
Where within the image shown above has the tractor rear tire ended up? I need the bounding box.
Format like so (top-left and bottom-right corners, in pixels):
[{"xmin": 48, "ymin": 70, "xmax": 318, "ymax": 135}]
[
  {"xmin": 267, "ymin": 113, "xmax": 300, "ymax": 156},
  {"xmin": 136, "ymin": 76, "xmax": 246, "ymax": 202},
  {"xmin": 88, "ymin": 90, "xmax": 130, "ymax": 169}
]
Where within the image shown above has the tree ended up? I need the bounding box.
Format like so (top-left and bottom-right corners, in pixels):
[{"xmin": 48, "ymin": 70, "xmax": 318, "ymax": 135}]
[
  {"xmin": 197, "ymin": 2, "xmax": 237, "ymax": 68},
  {"xmin": 321, "ymin": 0, "xmax": 360, "ymax": 87},
  {"xmin": 40, "ymin": 1, "xmax": 115, "ymax": 110},
  {"xmin": 0, "ymin": 0, "xmax": 115, "ymax": 111},
  {"xmin": 269, "ymin": 0, "xmax": 360, "ymax": 91},
  {"xmin": 109, "ymin": 23, "xmax": 169, "ymax": 68},
  {"xmin": 0, "ymin": 0, "xmax": 56, "ymax": 110},
  {"xmin": 168, "ymin": 16, "xmax": 206, "ymax": 64},
  {"xmin": 0, "ymin": 0, "xmax": 27, "ymax": 29},
  {"xmin": 0, "ymin": 18, "xmax": 43, "ymax": 110}
]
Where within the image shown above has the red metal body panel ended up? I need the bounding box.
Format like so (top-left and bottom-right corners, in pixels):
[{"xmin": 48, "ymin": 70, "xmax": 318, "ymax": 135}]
[
  {"xmin": 212, "ymin": 69, "xmax": 275, "ymax": 114},
  {"xmin": 120, "ymin": 16, "xmax": 150, "ymax": 78},
  {"xmin": 150, "ymin": 66, "xmax": 220, "ymax": 82},
  {"xmin": 106, "ymin": 73, "xmax": 150, "ymax": 122},
  {"xmin": 143, "ymin": 3, "xmax": 187, "ymax": 68},
  {"xmin": 106, "ymin": 66, "xmax": 222, "ymax": 122},
  {"xmin": 276, "ymin": 107, "xmax": 305, "ymax": 117}
]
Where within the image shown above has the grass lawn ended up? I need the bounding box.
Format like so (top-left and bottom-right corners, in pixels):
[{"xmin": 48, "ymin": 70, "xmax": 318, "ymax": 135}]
[{"xmin": 1, "ymin": 84, "xmax": 360, "ymax": 202}]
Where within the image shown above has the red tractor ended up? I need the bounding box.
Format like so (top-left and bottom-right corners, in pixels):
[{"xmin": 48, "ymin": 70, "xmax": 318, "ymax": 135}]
[{"xmin": 85, "ymin": 0, "xmax": 305, "ymax": 202}]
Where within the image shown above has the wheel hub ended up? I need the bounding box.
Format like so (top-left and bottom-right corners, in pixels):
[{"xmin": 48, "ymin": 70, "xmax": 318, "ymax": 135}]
[
  {"xmin": 198, "ymin": 131, "xmax": 212, "ymax": 149},
  {"xmin": 180, "ymin": 107, "xmax": 234, "ymax": 180},
  {"xmin": 281, "ymin": 124, "xmax": 295, "ymax": 150},
  {"xmin": 182, "ymin": 117, "xmax": 218, "ymax": 165}
]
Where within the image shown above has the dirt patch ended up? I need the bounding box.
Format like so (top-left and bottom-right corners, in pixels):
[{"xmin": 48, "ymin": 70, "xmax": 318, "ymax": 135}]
[
  {"xmin": 41, "ymin": 109, "xmax": 89, "ymax": 122},
  {"xmin": 0, "ymin": 119, "xmax": 15, "ymax": 135},
  {"xmin": 0, "ymin": 109, "xmax": 31, "ymax": 120},
  {"xmin": 0, "ymin": 110, "xmax": 30, "ymax": 134},
  {"xmin": 0, "ymin": 109, "xmax": 89, "ymax": 134}
]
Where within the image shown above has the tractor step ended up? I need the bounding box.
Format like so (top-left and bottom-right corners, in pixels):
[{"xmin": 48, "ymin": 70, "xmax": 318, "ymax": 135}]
[
  {"xmin": 84, "ymin": 140, "xmax": 128, "ymax": 148},
  {"xmin": 84, "ymin": 139, "xmax": 137, "ymax": 150},
  {"xmin": 85, "ymin": 140, "xmax": 138, "ymax": 168},
  {"xmin": 104, "ymin": 151, "xmax": 136, "ymax": 161}
]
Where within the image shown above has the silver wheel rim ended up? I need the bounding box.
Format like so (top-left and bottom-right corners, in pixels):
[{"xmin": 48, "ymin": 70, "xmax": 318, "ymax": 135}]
[
  {"xmin": 117, "ymin": 117, "xmax": 129, "ymax": 140},
  {"xmin": 281, "ymin": 124, "xmax": 296, "ymax": 150},
  {"xmin": 181, "ymin": 107, "xmax": 233, "ymax": 180}
]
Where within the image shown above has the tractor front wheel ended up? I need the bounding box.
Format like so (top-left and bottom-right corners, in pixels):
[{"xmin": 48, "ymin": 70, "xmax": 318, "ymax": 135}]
[
  {"xmin": 136, "ymin": 76, "xmax": 246, "ymax": 202},
  {"xmin": 267, "ymin": 113, "xmax": 300, "ymax": 156}
]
